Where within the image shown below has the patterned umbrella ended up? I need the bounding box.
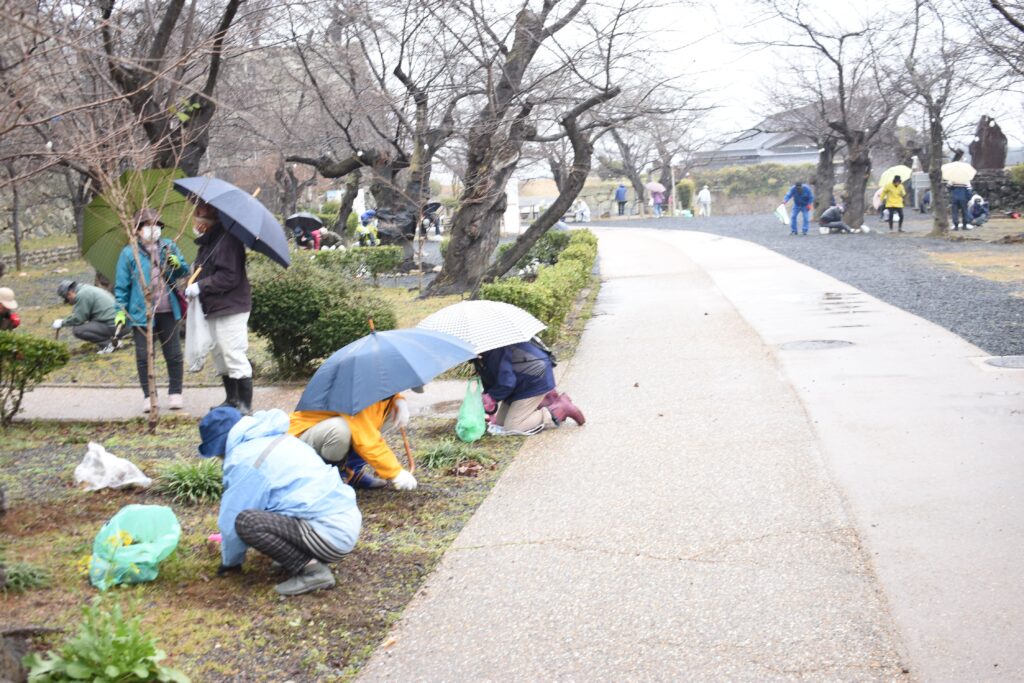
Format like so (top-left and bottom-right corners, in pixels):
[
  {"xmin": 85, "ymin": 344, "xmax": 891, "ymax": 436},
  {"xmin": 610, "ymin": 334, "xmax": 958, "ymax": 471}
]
[
  {"xmin": 416, "ymin": 300, "xmax": 546, "ymax": 354},
  {"xmin": 83, "ymin": 169, "xmax": 195, "ymax": 282}
]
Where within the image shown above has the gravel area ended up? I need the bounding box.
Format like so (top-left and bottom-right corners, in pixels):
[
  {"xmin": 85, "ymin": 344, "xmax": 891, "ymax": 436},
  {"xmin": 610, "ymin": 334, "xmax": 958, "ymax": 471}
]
[{"xmin": 605, "ymin": 213, "xmax": 1024, "ymax": 357}]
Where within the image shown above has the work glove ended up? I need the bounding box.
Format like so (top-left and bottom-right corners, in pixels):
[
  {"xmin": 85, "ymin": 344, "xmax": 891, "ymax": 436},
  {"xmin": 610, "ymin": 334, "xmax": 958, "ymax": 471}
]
[
  {"xmin": 390, "ymin": 397, "xmax": 410, "ymax": 430},
  {"xmin": 184, "ymin": 282, "xmax": 200, "ymax": 299},
  {"xmin": 481, "ymin": 392, "xmax": 497, "ymax": 415},
  {"xmin": 167, "ymin": 253, "xmax": 182, "ymax": 269},
  {"xmin": 114, "ymin": 310, "xmax": 127, "ymax": 326},
  {"xmin": 390, "ymin": 469, "xmax": 418, "ymax": 491},
  {"xmin": 216, "ymin": 563, "xmax": 242, "ymax": 577},
  {"xmin": 51, "ymin": 318, "xmax": 64, "ymax": 330}
]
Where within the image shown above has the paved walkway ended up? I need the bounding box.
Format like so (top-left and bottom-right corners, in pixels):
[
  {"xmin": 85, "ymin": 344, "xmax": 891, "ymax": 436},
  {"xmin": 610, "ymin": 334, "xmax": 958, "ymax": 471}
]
[{"xmin": 358, "ymin": 228, "xmax": 1024, "ymax": 681}]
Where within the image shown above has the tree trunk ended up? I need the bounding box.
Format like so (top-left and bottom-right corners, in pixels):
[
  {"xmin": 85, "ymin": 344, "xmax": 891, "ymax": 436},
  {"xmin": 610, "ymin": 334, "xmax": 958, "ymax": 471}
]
[
  {"xmin": 6, "ymin": 164, "xmax": 22, "ymax": 271},
  {"xmin": 813, "ymin": 138, "xmax": 837, "ymax": 219},
  {"xmin": 333, "ymin": 171, "xmax": 360, "ymax": 236},
  {"xmin": 610, "ymin": 129, "xmax": 646, "ymax": 216},
  {"xmin": 927, "ymin": 112, "xmax": 949, "ymax": 237},
  {"xmin": 844, "ymin": 146, "xmax": 872, "ymax": 230}
]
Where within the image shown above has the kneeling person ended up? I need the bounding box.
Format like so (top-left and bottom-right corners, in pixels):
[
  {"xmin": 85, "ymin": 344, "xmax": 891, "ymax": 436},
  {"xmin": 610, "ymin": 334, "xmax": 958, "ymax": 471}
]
[
  {"xmin": 289, "ymin": 394, "xmax": 418, "ymax": 491},
  {"xmin": 199, "ymin": 407, "xmax": 361, "ymax": 596},
  {"xmin": 819, "ymin": 204, "xmax": 852, "ymax": 233}
]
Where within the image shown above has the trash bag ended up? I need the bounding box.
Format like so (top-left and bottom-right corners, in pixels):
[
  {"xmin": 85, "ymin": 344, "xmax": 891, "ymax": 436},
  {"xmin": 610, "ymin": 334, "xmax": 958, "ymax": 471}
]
[
  {"xmin": 774, "ymin": 203, "xmax": 789, "ymax": 224},
  {"xmin": 455, "ymin": 378, "xmax": 486, "ymax": 443},
  {"xmin": 74, "ymin": 442, "xmax": 152, "ymax": 491},
  {"xmin": 89, "ymin": 504, "xmax": 181, "ymax": 591},
  {"xmin": 185, "ymin": 297, "xmax": 214, "ymax": 372}
]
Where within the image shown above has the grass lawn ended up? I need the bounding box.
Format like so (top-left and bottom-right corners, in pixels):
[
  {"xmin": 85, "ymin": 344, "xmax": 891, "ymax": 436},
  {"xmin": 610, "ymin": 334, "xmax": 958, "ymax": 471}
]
[{"xmin": 0, "ymin": 417, "xmax": 526, "ymax": 681}]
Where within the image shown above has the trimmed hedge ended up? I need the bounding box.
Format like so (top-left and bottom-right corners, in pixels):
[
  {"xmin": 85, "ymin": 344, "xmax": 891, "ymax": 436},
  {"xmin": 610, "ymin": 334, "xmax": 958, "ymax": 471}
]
[
  {"xmin": 0, "ymin": 332, "xmax": 70, "ymax": 426},
  {"xmin": 249, "ymin": 258, "xmax": 396, "ymax": 376},
  {"xmin": 311, "ymin": 246, "xmax": 403, "ymax": 283},
  {"xmin": 479, "ymin": 229, "xmax": 596, "ymax": 343},
  {"xmin": 494, "ymin": 230, "xmax": 572, "ymax": 271}
]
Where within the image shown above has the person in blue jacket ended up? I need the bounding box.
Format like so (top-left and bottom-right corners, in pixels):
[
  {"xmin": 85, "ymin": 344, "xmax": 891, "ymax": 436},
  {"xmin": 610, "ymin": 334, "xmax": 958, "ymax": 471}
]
[
  {"xmin": 949, "ymin": 184, "xmax": 972, "ymax": 230},
  {"xmin": 199, "ymin": 406, "xmax": 362, "ymax": 596},
  {"xmin": 968, "ymin": 194, "xmax": 990, "ymax": 227},
  {"xmin": 615, "ymin": 183, "xmax": 628, "ymax": 216},
  {"xmin": 783, "ymin": 181, "xmax": 815, "ymax": 235},
  {"xmin": 474, "ymin": 340, "xmax": 585, "ymax": 434},
  {"xmin": 114, "ymin": 208, "xmax": 189, "ymax": 413}
]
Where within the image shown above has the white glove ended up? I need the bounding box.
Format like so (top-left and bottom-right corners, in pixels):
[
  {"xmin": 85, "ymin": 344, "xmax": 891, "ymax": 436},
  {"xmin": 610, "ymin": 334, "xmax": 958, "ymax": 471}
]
[
  {"xmin": 390, "ymin": 398, "xmax": 410, "ymax": 430},
  {"xmin": 390, "ymin": 469, "xmax": 417, "ymax": 491},
  {"xmin": 52, "ymin": 318, "xmax": 64, "ymax": 330},
  {"xmin": 184, "ymin": 282, "xmax": 200, "ymax": 298}
]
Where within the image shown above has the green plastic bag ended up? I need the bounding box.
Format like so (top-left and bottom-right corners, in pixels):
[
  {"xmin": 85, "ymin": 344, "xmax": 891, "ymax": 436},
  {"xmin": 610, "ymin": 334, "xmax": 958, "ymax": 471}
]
[
  {"xmin": 89, "ymin": 504, "xmax": 181, "ymax": 591},
  {"xmin": 455, "ymin": 377, "xmax": 487, "ymax": 443}
]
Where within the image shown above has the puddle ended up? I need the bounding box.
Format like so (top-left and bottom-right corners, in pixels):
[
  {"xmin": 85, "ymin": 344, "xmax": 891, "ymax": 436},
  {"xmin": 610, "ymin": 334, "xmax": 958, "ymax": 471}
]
[
  {"xmin": 984, "ymin": 356, "xmax": 1024, "ymax": 369},
  {"xmin": 780, "ymin": 340, "xmax": 855, "ymax": 351}
]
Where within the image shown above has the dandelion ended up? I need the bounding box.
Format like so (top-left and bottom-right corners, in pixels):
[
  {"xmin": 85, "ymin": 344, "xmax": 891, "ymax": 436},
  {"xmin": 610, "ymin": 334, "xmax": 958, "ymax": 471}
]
[{"xmin": 76, "ymin": 554, "xmax": 93, "ymax": 576}]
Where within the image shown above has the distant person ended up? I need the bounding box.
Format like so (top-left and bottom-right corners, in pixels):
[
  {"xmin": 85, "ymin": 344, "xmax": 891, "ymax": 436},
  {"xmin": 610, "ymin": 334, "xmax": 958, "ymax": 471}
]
[
  {"xmin": 880, "ymin": 175, "xmax": 906, "ymax": 232},
  {"xmin": 650, "ymin": 190, "xmax": 665, "ymax": 218},
  {"xmin": 0, "ymin": 287, "xmax": 20, "ymax": 331},
  {"xmin": 185, "ymin": 200, "xmax": 255, "ymax": 415},
  {"xmin": 357, "ymin": 210, "xmax": 379, "ymax": 246},
  {"xmin": 615, "ymin": 184, "xmax": 628, "ymax": 216},
  {"xmin": 696, "ymin": 185, "xmax": 712, "ymax": 217},
  {"xmin": 574, "ymin": 198, "xmax": 591, "ymax": 223},
  {"xmin": 52, "ymin": 280, "xmax": 121, "ymax": 353},
  {"xmin": 783, "ymin": 180, "xmax": 814, "ymax": 235},
  {"xmin": 819, "ymin": 204, "xmax": 852, "ymax": 233},
  {"xmin": 918, "ymin": 189, "xmax": 931, "ymax": 214},
  {"xmin": 968, "ymin": 194, "xmax": 990, "ymax": 227},
  {"xmin": 949, "ymin": 184, "xmax": 972, "ymax": 231},
  {"xmin": 114, "ymin": 208, "xmax": 190, "ymax": 413}
]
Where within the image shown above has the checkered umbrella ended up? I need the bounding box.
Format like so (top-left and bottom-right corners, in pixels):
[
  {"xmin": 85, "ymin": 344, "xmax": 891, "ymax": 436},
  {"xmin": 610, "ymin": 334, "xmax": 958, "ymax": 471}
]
[{"xmin": 416, "ymin": 300, "xmax": 546, "ymax": 354}]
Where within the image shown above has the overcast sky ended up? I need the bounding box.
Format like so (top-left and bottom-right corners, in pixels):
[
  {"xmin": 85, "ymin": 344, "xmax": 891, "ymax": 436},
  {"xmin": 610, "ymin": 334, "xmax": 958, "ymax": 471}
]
[{"xmin": 656, "ymin": 1, "xmax": 1024, "ymax": 149}]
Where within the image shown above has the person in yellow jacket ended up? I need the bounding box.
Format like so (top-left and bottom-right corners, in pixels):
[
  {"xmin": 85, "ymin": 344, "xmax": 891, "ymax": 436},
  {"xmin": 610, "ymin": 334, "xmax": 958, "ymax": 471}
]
[
  {"xmin": 289, "ymin": 393, "xmax": 417, "ymax": 491},
  {"xmin": 880, "ymin": 175, "xmax": 906, "ymax": 232}
]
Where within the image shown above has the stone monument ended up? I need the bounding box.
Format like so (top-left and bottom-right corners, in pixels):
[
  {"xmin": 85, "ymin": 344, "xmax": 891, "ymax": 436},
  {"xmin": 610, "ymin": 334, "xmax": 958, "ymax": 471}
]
[{"xmin": 968, "ymin": 116, "xmax": 1008, "ymax": 170}]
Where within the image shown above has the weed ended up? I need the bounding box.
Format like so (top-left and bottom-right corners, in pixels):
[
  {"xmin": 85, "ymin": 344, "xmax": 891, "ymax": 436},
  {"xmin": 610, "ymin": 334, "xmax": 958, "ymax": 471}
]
[
  {"xmin": 417, "ymin": 439, "xmax": 493, "ymax": 471},
  {"xmin": 153, "ymin": 459, "xmax": 223, "ymax": 505},
  {"xmin": 1, "ymin": 560, "xmax": 50, "ymax": 593}
]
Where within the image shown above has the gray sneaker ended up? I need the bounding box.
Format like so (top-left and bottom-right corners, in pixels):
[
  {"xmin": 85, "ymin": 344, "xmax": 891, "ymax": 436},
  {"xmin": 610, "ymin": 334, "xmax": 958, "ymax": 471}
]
[
  {"xmin": 97, "ymin": 342, "xmax": 116, "ymax": 355},
  {"xmin": 274, "ymin": 562, "xmax": 335, "ymax": 596}
]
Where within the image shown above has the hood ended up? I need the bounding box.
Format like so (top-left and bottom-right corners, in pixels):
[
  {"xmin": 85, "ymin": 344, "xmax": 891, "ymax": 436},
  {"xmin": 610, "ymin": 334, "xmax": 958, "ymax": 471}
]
[
  {"xmin": 226, "ymin": 409, "xmax": 290, "ymax": 454},
  {"xmin": 970, "ymin": 194, "xmax": 984, "ymax": 203}
]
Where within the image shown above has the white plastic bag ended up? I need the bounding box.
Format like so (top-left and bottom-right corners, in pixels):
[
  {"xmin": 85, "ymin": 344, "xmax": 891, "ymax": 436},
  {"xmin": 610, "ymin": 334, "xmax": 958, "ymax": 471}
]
[
  {"xmin": 774, "ymin": 203, "xmax": 789, "ymax": 224},
  {"xmin": 74, "ymin": 442, "xmax": 152, "ymax": 491},
  {"xmin": 185, "ymin": 297, "xmax": 215, "ymax": 372}
]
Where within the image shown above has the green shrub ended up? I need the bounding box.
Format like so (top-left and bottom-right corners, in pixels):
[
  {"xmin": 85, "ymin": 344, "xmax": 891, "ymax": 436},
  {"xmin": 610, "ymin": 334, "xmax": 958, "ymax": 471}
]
[
  {"xmin": 24, "ymin": 598, "xmax": 189, "ymax": 683},
  {"xmin": 250, "ymin": 259, "xmax": 396, "ymax": 375},
  {"xmin": 692, "ymin": 163, "xmax": 816, "ymax": 198},
  {"xmin": 676, "ymin": 179, "xmax": 695, "ymax": 208},
  {"xmin": 311, "ymin": 246, "xmax": 403, "ymax": 284},
  {"xmin": 439, "ymin": 236, "xmax": 451, "ymax": 260},
  {"xmin": 345, "ymin": 211, "xmax": 359, "ymax": 238},
  {"xmin": 0, "ymin": 332, "xmax": 70, "ymax": 427},
  {"xmin": 1, "ymin": 561, "xmax": 50, "ymax": 594},
  {"xmin": 418, "ymin": 439, "xmax": 493, "ymax": 471},
  {"xmin": 154, "ymin": 459, "xmax": 223, "ymax": 505},
  {"xmin": 494, "ymin": 230, "xmax": 574, "ymax": 271},
  {"xmin": 1010, "ymin": 164, "xmax": 1024, "ymax": 187}
]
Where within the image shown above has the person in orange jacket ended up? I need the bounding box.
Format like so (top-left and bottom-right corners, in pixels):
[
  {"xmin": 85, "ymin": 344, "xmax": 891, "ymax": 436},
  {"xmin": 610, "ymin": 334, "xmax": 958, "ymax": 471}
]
[{"xmin": 288, "ymin": 393, "xmax": 417, "ymax": 491}]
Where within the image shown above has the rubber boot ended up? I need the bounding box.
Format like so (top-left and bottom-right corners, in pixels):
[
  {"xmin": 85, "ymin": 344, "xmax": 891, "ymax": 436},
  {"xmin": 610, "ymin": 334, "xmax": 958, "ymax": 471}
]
[
  {"xmin": 236, "ymin": 377, "xmax": 254, "ymax": 416},
  {"xmin": 549, "ymin": 394, "xmax": 586, "ymax": 426},
  {"xmin": 538, "ymin": 389, "xmax": 560, "ymax": 409},
  {"xmin": 215, "ymin": 376, "xmax": 239, "ymax": 410}
]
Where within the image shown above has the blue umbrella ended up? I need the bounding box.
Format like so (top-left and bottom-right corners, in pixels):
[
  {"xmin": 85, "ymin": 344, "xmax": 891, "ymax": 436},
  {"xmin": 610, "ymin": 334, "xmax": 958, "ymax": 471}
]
[
  {"xmin": 173, "ymin": 176, "xmax": 291, "ymax": 268},
  {"xmin": 296, "ymin": 328, "xmax": 477, "ymax": 415}
]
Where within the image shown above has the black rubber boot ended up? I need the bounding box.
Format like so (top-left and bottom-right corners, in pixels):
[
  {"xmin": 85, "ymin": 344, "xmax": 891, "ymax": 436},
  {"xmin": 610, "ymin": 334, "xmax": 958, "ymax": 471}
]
[
  {"xmin": 236, "ymin": 377, "xmax": 254, "ymax": 416},
  {"xmin": 215, "ymin": 376, "xmax": 239, "ymax": 410}
]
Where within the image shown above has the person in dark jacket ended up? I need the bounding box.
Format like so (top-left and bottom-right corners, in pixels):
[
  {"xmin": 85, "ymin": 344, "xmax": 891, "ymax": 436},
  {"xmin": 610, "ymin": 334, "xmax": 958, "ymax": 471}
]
[
  {"xmin": 52, "ymin": 280, "xmax": 121, "ymax": 352},
  {"xmin": 114, "ymin": 208, "xmax": 190, "ymax": 413},
  {"xmin": 184, "ymin": 200, "xmax": 255, "ymax": 413},
  {"xmin": 474, "ymin": 340, "xmax": 584, "ymax": 434},
  {"xmin": 818, "ymin": 204, "xmax": 852, "ymax": 233},
  {"xmin": 968, "ymin": 194, "xmax": 990, "ymax": 227},
  {"xmin": 0, "ymin": 287, "xmax": 20, "ymax": 331},
  {"xmin": 615, "ymin": 184, "xmax": 628, "ymax": 216},
  {"xmin": 949, "ymin": 184, "xmax": 972, "ymax": 230}
]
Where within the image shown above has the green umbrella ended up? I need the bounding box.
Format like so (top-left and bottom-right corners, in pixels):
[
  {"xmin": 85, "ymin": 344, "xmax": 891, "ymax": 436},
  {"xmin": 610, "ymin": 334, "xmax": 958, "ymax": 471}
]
[{"xmin": 83, "ymin": 169, "xmax": 197, "ymax": 282}]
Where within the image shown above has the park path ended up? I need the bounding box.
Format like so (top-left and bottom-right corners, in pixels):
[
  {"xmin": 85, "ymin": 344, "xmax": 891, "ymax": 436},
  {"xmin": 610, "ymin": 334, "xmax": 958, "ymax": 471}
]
[{"xmin": 359, "ymin": 229, "xmax": 913, "ymax": 681}]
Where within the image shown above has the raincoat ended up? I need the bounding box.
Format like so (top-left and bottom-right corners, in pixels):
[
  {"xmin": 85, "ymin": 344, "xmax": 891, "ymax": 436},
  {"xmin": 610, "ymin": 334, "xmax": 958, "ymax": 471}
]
[
  {"xmin": 288, "ymin": 395, "xmax": 404, "ymax": 480},
  {"xmin": 219, "ymin": 409, "xmax": 361, "ymax": 568},
  {"xmin": 880, "ymin": 182, "xmax": 906, "ymax": 209},
  {"xmin": 474, "ymin": 341, "xmax": 555, "ymax": 403},
  {"xmin": 114, "ymin": 239, "xmax": 189, "ymax": 325}
]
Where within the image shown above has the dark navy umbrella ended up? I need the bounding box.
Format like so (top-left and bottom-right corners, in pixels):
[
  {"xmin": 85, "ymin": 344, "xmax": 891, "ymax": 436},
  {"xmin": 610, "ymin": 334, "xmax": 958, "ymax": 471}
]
[
  {"xmin": 174, "ymin": 177, "xmax": 291, "ymax": 268},
  {"xmin": 296, "ymin": 328, "xmax": 476, "ymax": 415},
  {"xmin": 285, "ymin": 212, "xmax": 324, "ymax": 231}
]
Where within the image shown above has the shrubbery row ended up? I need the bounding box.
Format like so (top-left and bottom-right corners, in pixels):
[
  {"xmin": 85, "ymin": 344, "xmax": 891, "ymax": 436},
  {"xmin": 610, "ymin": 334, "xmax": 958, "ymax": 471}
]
[{"xmin": 479, "ymin": 229, "xmax": 597, "ymax": 343}]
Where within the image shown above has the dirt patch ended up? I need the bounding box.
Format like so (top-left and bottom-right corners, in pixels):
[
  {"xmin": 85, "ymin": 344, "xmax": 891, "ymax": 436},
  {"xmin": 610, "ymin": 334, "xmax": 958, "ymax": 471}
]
[{"xmin": 924, "ymin": 249, "xmax": 1024, "ymax": 291}]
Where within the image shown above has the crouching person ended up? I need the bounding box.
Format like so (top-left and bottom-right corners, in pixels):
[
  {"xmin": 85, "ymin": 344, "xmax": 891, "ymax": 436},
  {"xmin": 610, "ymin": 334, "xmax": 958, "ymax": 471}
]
[
  {"xmin": 198, "ymin": 406, "xmax": 361, "ymax": 596},
  {"xmin": 288, "ymin": 394, "xmax": 417, "ymax": 491}
]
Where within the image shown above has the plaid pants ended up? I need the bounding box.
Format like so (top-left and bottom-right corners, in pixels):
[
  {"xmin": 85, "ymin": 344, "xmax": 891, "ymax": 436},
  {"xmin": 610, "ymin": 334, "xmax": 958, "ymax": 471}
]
[{"xmin": 235, "ymin": 510, "xmax": 347, "ymax": 574}]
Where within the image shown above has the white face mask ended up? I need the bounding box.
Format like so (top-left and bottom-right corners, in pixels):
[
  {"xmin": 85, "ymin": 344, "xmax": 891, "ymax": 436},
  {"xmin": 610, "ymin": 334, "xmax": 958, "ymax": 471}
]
[
  {"xmin": 141, "ymin": 226, "xmax": 161, "ymax": 242},
  {"xmin": 193, "ymin": 225, "xmax": 207, "ymax": 238}
]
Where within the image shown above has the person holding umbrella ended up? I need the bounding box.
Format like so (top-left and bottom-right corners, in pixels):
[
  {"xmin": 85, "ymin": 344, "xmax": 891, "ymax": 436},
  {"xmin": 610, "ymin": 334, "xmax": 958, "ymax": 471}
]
[
  {"xmin": 880, "ymin": 176, "xmax": 906, "ymax": 232},
  {"xmin": 114, "ymin": 208, "xmax": 190, "ymax": 413},
  {"xmin": 199, "ymin": 406, "xmax": 361, "ymax": 596},
  {"xmin": 184, "ymin": 200, "xmax": 256, "ymax": 414}
]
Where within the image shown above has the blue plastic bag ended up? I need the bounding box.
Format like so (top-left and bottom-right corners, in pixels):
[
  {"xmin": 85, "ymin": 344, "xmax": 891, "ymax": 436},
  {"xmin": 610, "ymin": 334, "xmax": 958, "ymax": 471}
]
[{"xmin": 89, "ymin": 504, "xmax": 181, "ymax": 591}]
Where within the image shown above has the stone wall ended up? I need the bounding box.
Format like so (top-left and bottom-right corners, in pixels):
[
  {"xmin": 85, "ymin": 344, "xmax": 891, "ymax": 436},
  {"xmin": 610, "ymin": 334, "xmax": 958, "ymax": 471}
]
[
  {"xmin": 0, "ymin": 245, "xmax": 80, "ymax": 271},
  {"xmin": 971, "ymin": 170, "xmax": 1024, "ymax": 213}
]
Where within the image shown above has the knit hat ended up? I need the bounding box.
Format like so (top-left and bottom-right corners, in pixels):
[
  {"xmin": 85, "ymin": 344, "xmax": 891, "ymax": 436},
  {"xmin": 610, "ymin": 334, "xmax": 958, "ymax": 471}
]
[
  {"xmin": 198, "ymin": 406, "xmax": 243, "ymax": 457},
  {"xmin": 0, "ymin": 287, "xmax": 17, "ymax": 310}
]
